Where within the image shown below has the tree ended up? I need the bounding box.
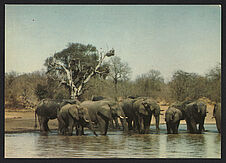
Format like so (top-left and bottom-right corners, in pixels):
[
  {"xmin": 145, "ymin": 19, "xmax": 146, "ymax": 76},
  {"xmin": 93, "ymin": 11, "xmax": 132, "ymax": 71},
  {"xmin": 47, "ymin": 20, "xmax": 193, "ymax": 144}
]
[
  {"xmin": 45, "ymin": 43, "xmax": 114, "ymax": 99},
  {"xmin": 108, "ymin": 56, "xmax": 131, "ymax": 94},
  {"xmin": 135, "ymin": 69, "xmax": 164, "ymax": 98},
  {"xmin": 169, "ymin": 70, "xmax": 207, "ymax": 101},
  {"xmin": 205, "ymin": 63, "xmax": 221, "ymax": 102}
]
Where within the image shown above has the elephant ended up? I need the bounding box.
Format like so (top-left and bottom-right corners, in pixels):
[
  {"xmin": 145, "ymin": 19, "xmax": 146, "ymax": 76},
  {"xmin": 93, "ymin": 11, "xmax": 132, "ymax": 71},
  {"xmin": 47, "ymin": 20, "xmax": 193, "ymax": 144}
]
[
  {"xmin": 213, "ymin": 103, "xmax": 221, "ymax": 133},
  {"xmin": 120, "ymin": 97, "xmax": 161, "ymax": 134},
  {"xmin": 141, "ymin": 98, "xmax": 161, "ymax": 133},
  {"xmin": 165, "ymin": 106, "xmax": 183, "ymax": 134},
  {"xmin": 120, "ymin": 98, "xmax": 137, "ymax": 132},
  {"xmin": 80, "ymin": 100, "xmax": 124, "ymax": 135},
  {"xmin": 91, "ymin": 96, "xmax": 105, "ymax": 101},
  {"xmin": 107, "ymin": 100, "xmax": 129, "ymax": 132},
  {"xmin": 34, "ymin": 98, "xmax": 79, "ymax": 132},
  {"xmin": 57, "ymin": 103, "xmax": 97, "ymax": 136},
  {"xmin": 183, "ymin": 101, "xmax": 207, "ymax": 134},
  {"xmin": 91, "ymin": 97, "xmax": 128, "ymax": 131}
]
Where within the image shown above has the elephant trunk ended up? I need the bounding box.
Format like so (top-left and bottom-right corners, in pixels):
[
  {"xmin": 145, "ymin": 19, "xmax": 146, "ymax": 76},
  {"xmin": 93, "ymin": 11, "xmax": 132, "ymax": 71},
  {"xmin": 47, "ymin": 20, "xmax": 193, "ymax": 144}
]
[
  {"xmin": 120, "ymin": 117, "xmax": 129, "ymax": 133},
  {"xmin": 86, "ymin": 113, "xmax": 98, "ymax": 136},
  {"xmin": 155, "ymin": 114, "xmax": 160, "ymax": 131}
]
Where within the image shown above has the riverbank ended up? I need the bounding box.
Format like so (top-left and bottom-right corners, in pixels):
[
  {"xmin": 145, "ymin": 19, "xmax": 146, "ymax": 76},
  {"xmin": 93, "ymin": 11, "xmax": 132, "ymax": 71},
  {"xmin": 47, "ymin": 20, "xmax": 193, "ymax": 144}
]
[{"xmin": 5, "ymin": 104, "xmax": 216, "ymax": 133}]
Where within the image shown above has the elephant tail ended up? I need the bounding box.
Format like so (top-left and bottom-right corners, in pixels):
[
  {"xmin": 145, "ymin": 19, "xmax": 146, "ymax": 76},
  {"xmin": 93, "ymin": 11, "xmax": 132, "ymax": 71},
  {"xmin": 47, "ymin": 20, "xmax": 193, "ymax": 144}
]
[{"xmin": 34, "ymin": 109, "xmax": 37, "ymax": 128}]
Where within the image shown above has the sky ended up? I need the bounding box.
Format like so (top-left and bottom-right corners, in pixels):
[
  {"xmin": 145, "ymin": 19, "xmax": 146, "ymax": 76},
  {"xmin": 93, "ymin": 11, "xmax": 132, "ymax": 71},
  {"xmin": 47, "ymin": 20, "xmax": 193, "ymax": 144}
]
[{"xmin": 5, "ymin": 5, "xmax": 221, "ymax": 81}]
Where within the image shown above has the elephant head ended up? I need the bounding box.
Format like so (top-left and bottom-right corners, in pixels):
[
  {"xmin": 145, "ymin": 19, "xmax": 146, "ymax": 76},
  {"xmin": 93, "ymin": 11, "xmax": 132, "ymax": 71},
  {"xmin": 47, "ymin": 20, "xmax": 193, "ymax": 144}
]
[
  {"xmin": 192, "ymin": 101, "xmax": 207, "ymax": 119},
  {"xmin": 107, "ymin": 101, "xmax": 129, "ymax": 132},
  {"xmin": 68, "ymin": 104, "xmax": 97, "ymax": 136},
  {"xmin": 142, "ymin": 98, "xmax": 159, "ymax": 113},
  {"xmin": 68, "ymin": 104, "xmax": 80, "ymax": 121},
  {"xmin": 165, "ymin": 107, "xmax": 183, "ymax": 123}
]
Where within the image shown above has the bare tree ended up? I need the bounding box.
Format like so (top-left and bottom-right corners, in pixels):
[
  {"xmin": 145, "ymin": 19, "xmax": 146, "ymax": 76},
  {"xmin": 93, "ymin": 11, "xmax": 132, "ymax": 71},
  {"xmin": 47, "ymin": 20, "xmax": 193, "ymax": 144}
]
[
  {"xmin": 108, "ymin": 56, "xmax": 131, "ymax": 94},
  {"xmin": 45, "ymin": 43, "xmax": 114, "ymax": 99}
]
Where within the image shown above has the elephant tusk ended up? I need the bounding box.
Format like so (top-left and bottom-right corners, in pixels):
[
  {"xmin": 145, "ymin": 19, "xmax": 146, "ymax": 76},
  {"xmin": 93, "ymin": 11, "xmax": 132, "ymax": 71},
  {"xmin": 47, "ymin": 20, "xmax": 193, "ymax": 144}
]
[{"xmin": 119, "ymin": 116, "xmax": 128, "ymax": 119}]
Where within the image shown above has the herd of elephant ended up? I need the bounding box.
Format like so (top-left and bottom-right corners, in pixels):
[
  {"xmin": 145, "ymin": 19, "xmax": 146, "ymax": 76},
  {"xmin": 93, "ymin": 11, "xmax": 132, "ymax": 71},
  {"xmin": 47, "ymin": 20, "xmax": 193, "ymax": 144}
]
[{"xmin": 34, "ymin": 96, "xmax": 221, "ymax": 136}]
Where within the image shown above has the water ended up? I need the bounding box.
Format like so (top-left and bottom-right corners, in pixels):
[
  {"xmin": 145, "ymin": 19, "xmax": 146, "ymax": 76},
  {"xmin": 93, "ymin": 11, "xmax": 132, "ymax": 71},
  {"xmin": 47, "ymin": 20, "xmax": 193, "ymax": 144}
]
[{"xmin": 5, "ymin": 124, "xmax": 221, "ymax": 158}]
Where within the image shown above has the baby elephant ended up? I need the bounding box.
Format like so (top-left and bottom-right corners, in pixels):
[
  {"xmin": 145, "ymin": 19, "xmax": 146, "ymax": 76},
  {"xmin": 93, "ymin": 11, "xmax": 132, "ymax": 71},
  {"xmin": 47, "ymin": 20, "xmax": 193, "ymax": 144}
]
[
  {"xmin": 165, "ymin": 106, "xmax": 183, "ymax": 134},
  {"xmin": 57, "ymin": 104, "xmax": 97, "ymax": 136}
]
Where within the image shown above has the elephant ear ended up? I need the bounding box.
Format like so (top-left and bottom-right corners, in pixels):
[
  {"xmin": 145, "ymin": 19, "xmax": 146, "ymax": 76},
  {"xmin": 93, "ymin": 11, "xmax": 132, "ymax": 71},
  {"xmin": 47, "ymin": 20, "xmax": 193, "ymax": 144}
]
[{"xmin": 68, "ymin": 105, "xmax": 79, "ymax": 120}]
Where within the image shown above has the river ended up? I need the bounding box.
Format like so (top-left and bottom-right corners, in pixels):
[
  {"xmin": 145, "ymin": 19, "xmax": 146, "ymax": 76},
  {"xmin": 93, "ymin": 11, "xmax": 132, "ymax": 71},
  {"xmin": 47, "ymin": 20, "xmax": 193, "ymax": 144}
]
[{"xmin": 5, "ymin": 124, "xmax": 221, "ymax": 158}]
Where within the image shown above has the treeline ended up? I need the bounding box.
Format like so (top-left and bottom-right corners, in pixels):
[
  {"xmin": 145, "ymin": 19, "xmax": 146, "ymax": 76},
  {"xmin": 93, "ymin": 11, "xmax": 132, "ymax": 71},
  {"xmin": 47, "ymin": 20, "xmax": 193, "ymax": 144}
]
[
  {"xmin": 5, "ymin": 43, "xmax": 221, "ymax": 109},
  {"xmin": 5, "ymin": 63, "xmax": 220, "ymax": 109}
]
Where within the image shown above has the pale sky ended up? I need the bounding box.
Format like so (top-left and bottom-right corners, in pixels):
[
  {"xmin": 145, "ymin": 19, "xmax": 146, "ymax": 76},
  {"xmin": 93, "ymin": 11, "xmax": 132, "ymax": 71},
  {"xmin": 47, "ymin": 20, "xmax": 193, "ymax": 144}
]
[{"xmin": 5, "ymin": 5, "xmax": 221, "ymax": 81}]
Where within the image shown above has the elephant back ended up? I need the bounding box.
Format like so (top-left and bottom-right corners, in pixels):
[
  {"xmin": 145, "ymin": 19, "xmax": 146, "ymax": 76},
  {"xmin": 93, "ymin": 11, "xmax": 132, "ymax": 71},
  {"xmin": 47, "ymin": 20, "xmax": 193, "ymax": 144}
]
[
  {"xmin": 81, "ymin": 100, "xmax": 112, "ymax": 118},
  {"xmin": 36, "ymin": 99, "xmax": 61, "ymax": 119}
]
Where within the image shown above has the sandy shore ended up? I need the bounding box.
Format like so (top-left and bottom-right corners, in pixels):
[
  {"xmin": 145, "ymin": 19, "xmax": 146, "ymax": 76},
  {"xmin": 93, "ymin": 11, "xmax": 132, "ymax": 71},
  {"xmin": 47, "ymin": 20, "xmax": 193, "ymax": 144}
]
[{"xmin": 5, "ymin": 104, "xmax": 216, "ymax": 133}]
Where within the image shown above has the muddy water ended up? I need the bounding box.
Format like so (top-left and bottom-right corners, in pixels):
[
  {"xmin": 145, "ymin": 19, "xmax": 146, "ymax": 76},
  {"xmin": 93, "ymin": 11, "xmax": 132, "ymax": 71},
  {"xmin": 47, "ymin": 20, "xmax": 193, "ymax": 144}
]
[{"xmin": 5, "ymin": 124, "xmax": 221, "ymax": 158}]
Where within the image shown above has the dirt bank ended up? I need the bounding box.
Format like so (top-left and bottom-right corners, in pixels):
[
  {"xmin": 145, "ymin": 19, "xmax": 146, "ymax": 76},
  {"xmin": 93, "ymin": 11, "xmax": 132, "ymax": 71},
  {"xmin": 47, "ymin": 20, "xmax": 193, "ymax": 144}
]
[
  {"xmin": 5, "ymin": 104, "xmax": 216, "ymax": 133},
  {"xmin": 5, "ymin": 109, "xmax": 58, "ymax": 133}
]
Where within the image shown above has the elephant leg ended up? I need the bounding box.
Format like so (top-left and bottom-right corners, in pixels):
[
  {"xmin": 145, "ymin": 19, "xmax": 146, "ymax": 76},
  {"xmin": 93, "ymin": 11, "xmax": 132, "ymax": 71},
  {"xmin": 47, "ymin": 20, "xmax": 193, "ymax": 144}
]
[
  {"xmin": 139, "ymin": 116, "xmax": 144, "ymax": 134},
  {"xmin": 41, "ymin": 118, "xmax": 49, "ymax": 132},
  {"xmin": 190, "ymin": 121, "xmax": 198, "ymax": 134},
  {"xmin": 133, "ymin": 119, "xmax": 137, "ymax": 132},
  {"xmin": 127, "ymin": 118, "xmax": 133, "ymax": 130},
  {"xmin": 173, "ymin": 121, "xmax": 179, "ymax": 134},
  {"xmin": 109, "ymin": 119, "xmax": 114, "ymax": 129},
  {"xmin": 120, "ymin": 118, "xmax": 128, "ymax": 133},
  {"xmin": 216, "ymin": 117, "xmax": 221, "ymax": 133},
  {"xmin": 186, "ymin": 119, "xmax": 191, "ymax": 133},
  {"xmin": 133, "ymin": 117, "xmax": 139, "ymax": 133},
  {"xmin": 199, "ymin": 118, "xmax": 205, "ymax": 133},
  {"xmin": 166, "ymin": 122, "xmax": 171, "ymax": 134},
  {"xmin": 57, "ymin": 117, "xmax": 64, "ymax": 135},
  {"xmin": 155, "ymin": 115, "xmax": 160, "ymax": 132},
  {"xmin": 38, "ymin": 116, "xmax": 44, "ymax": 132},
  {"xmin": 76, "ymin": 124, "xmax": 83, "ymax": 136},
  {"xmin": 175, "ymin": 121, "xmax": 180, "ymax": 134},
  {"xmin": 104, "ymin": 120, "xmax": 109, "ymax": 135},
  {"xmin": 38, "ymin": 116, "xmax": 47, "ymax": 132},
  {"xmin": 114, "ymin": 118, "xmax": 120, "ymax": 129},
  {"xmin": 75, "ymin": 124, "xmax": 79, "ymax": 136},
  {"xmin": 144, "ymin": 116, "xmax": 151, "ymax": 134},
  {"xmin": 68, "ymin": 117, "xmax": 74, "ymax": 136},
  {"xmin": 45, "ymin": 119, "xmax": 51, "ymax": 132},
  {"xmin": 97, "ymin": 115, "xmax": 107, "ymax": 135}
]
